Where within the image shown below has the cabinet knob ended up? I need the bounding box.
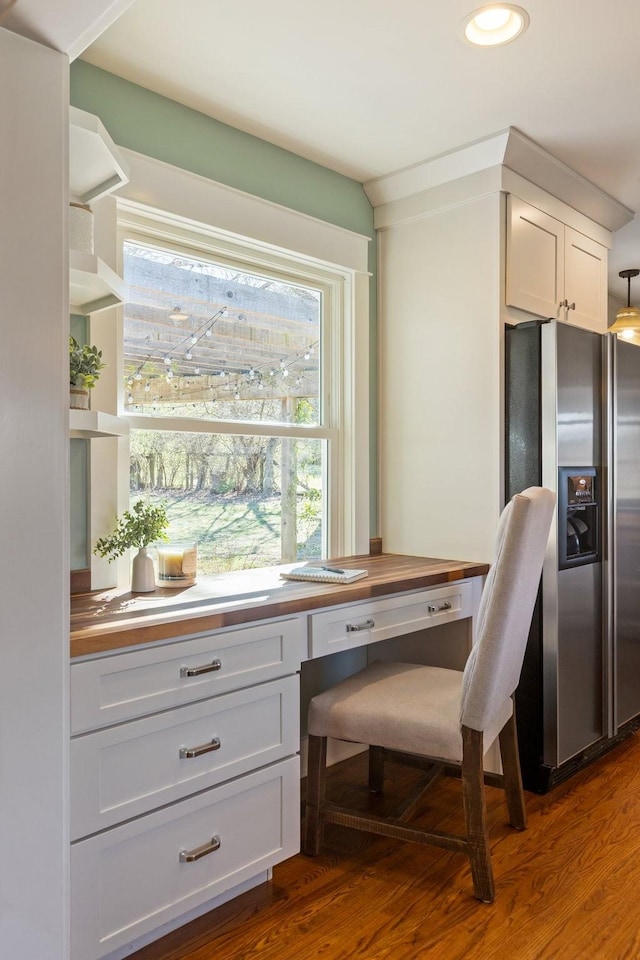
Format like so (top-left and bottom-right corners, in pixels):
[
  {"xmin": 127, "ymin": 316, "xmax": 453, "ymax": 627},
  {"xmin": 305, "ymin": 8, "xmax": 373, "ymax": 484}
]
[
  {"xmin": 559, "ymin": 299, "xmax": 568, "ymax": 309},
  {"xmin": 567, "ymin": 301, "xmax": 576, "ymax": 310},
  {"xmin": 427, "ymin": 600, "xmax": 452, "ymax": 613}
]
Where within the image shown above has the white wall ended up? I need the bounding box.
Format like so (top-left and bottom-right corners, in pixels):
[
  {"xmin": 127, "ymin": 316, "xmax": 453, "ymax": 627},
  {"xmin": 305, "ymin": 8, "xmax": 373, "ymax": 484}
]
[
  {"xmin": 0, "ymin": 29, "xmax": 70, "ymax": 958},
  {"xmin": 378, "ymin": 192, "xmax": 503, "ymax": 563}
]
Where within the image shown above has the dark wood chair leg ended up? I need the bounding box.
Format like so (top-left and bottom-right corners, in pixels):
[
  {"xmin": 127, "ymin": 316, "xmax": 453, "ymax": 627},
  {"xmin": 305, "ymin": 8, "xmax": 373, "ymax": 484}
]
[
  {"xmin": 303, "ymin": 734, "xmax": 327, "ymax": 856},
  {"xmin": 461, "ymin": 725, "xmax": 495, "ymax": 903},
  {"xmin": 498, "ymin": 704, "xmax": 527, "ymax": 830},
  {"xmin": 369, "ymin": 745, "xmax": 385, "ymax": 794}
]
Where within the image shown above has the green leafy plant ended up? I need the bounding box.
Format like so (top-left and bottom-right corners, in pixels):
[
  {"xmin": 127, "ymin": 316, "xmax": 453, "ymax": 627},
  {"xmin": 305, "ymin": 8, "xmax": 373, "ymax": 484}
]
[
  {"xmin": 93, "ymin": 500, "xmax": 170, "ymax": 561},
  {"xmin": 69, "ymin": 335, "xmax": 105, "ymax": 389}
]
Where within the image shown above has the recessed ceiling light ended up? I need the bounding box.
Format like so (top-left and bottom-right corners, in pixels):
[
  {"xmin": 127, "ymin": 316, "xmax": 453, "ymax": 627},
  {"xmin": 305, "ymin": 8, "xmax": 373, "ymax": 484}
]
[{"xmin": 463, "ymin": 5, "xmax": 529, "ymax": 46}]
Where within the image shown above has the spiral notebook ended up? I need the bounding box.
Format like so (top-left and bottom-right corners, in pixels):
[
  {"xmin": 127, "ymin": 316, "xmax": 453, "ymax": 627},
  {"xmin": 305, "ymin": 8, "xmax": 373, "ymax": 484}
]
[{"xmin": 280, "ymin": 564, "xmax": 369, "ymax": 584}]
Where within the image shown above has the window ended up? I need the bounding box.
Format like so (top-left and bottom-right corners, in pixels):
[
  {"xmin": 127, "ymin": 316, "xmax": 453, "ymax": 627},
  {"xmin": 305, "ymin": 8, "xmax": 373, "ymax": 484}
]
[{"xmin": 119, "ymin": 215, "xmax": 362, "ymax": 575}]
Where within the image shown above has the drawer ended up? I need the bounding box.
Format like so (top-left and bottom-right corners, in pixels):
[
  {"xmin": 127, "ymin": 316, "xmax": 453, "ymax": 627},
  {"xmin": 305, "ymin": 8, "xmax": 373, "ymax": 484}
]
[
  {"xmin": 71, "ymin": 616, "xmax": 305, "ymax": 734},
  {"xmin": 71, "ymin": 757, "xmax": 299, "ymax": 960},
  {"xmin": 309, "ymin": 581, "xmax": 473, "ymax": 658},
  {"xmin": 71, "ymin": 674, "xmax": 299, "ymax": 840}
]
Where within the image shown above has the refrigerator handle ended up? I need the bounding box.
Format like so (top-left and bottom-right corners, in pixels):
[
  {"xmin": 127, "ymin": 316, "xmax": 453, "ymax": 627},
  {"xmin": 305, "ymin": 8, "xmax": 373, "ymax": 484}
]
[{"xmin": 604, "ymin": 333, "xmax": 616, "ymax": 739}]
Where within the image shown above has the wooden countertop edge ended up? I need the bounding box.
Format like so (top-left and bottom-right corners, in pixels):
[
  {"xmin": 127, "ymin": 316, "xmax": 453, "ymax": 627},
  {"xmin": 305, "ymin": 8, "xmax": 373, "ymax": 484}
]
[{"xmin": 70, "ymin": 558, "xmax": 490, "ymax": 659}]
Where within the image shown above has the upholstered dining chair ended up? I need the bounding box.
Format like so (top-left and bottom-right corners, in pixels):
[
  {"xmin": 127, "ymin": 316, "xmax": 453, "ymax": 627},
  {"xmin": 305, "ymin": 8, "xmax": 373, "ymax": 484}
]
[{"xmin": 303, "ymin": 486, "xmax": 555, "ymax": 902}]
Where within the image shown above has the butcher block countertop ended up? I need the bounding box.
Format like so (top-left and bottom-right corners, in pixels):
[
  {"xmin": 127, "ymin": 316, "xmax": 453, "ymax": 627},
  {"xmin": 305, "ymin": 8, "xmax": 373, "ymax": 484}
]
[{"xmin": 70, "ymin": 553, "xmax": 489, "ymax": 659}]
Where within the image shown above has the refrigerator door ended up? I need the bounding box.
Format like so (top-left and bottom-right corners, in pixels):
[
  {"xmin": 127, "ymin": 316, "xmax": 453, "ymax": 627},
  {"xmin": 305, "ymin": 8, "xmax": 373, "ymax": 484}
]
[
  {"xmin": 506, "ymin": 320, "xmax": 606, "ymax": 789},
  {"xmin": 547, "ymin": 322, "xmax": 605, "ymax": 766},
  {"xmin": 613, "ymin": 338, "xmax": 640, "ymax": 728}
]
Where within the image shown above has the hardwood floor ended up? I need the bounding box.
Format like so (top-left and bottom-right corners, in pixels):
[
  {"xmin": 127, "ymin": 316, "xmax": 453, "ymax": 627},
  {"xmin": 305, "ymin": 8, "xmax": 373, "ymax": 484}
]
[{"xmin": 128, "ymin": 733, "xmax": 640, "ymax": 960}]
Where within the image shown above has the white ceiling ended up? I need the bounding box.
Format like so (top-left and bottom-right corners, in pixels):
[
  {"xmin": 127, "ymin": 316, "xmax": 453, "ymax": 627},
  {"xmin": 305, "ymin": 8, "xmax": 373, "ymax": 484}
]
[{"xmin": 6, "ymin": 0, "xmax": 640, "ymax": 300}]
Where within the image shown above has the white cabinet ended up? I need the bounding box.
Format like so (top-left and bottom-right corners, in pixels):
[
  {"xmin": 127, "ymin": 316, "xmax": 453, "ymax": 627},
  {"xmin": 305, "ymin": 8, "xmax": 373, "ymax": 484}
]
[
  {"xmin": 506, "ymin": 195, "xmax": 608, "ymax": 333},
  {"xmin": 308, "ymin": 583, "xmax": 473, "ymax": 658},
  {"xmin": 71, "ymin": 759, "xmax": 299, "ymax": 960},
  {"xmin": 70, "ymin": 616, "xmax": 304, "ymax": 959}
]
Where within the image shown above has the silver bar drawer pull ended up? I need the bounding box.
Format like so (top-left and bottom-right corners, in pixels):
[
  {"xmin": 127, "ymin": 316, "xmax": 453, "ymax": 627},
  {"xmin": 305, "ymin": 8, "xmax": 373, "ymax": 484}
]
[
  {"xmin": 180, "ymin": 658, "xmax": 222, "ymax": 678},
  {"xmin": 179, "ymin": 835, "xmax": 221, "ymax": 863},
  {"xmin": 428, "ymin": 601, "xmax": 452, "ymax": 613},
  {"xmin": 345, "ymin": 618, "xmax": 375, "ymax": 633},
  {"xmin": 179, "ymin": 737, "xmax": 221, "ymax": 759}
]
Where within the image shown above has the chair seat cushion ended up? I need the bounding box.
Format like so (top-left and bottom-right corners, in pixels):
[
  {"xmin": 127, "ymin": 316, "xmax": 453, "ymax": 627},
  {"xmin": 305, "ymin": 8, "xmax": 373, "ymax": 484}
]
[{"xmin": 308, "ymin": 661, "xmax": 513, "ymax": 763}]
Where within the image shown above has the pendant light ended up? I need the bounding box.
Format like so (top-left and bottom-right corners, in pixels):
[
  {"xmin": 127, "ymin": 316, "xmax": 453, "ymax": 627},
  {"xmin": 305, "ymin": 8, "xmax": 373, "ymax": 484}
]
[
  {"xmin": 169, "ymin": 306, "xmax": 189, "ymax": 322},
  {"xmin": 610, "ymin": 269, "xmax": 640, "ymax": 335}
]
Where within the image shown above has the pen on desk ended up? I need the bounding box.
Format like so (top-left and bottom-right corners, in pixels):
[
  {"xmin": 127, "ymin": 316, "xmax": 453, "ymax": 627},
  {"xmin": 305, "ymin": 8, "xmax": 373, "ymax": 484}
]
[{"xmin": 321, "ymin": 565, "xmax": 345, "ymax": 574}]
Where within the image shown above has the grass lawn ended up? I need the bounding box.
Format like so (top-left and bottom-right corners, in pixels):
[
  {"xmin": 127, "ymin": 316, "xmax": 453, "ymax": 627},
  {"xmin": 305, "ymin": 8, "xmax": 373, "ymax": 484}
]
[{"xmin": 135, "ymin": 489, "xmax": 322, "ymax": 574}]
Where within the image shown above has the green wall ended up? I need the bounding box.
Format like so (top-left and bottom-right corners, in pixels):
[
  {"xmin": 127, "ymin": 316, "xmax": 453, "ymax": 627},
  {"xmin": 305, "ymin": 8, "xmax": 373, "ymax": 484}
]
[{"xmin": 70, "ymin": 61, "xmax": 378, "ymax": 536}]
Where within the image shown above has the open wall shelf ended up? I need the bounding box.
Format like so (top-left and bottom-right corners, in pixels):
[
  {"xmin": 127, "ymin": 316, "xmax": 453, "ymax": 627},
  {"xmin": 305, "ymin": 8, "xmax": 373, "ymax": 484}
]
[
  {"xmin": 69, "ymin": 106, "xmax": 129, "ymax": 204},
  {"xmin": 69, "ymin": 410, "xmax": 130, "ymax": 439}
]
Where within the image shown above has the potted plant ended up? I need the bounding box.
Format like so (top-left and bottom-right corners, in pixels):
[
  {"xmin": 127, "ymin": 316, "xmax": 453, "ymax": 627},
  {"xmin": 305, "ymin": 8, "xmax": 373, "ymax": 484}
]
[
  {"xmin": 94, "ymin": 499, "xmax": 170, "ymax": 592},
  {"xmin": 69, "ymin": 335, "xmax": 105, "ymax": 409}
]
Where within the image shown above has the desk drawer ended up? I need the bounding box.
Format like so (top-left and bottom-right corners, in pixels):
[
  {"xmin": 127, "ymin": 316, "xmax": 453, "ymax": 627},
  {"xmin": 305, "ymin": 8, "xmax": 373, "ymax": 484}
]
[
  {"xmin": 71, "ymin": 757, "xmax": 299, "ymax": 960},
  {"xmin": 71, "ymin": 617, "xmax": 305, "ymax": 734},
  {"xmin": 71, "ymin": 675, "xmax": 299, "ymax": 840},
  {"xmin": 309, "ymin": 582, "xmax": 472, "ymax": 658}
]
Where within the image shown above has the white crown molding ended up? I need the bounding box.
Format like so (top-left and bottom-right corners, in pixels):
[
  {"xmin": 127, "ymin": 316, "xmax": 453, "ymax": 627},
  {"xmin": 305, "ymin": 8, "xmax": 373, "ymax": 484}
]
[
  {"xmin": 365, "ymin": 127, "xmax": 634, "ymax": 233},
  {"xmin": 2, "ymin": 0, "xmax": 136, "ymax": 60}
]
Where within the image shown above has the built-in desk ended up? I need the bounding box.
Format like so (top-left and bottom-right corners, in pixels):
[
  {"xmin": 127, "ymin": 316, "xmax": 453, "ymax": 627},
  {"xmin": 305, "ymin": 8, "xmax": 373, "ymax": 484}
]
[{"xmin": 69, "ymin": 554, "xmax": 488, "ymax": 960}]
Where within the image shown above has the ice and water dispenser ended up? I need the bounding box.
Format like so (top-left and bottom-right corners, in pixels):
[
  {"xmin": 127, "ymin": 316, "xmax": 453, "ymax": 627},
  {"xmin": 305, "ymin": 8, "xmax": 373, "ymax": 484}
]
[{"xmin": 558, "ymin": 467, "xmax": 599, "ymax": 570}]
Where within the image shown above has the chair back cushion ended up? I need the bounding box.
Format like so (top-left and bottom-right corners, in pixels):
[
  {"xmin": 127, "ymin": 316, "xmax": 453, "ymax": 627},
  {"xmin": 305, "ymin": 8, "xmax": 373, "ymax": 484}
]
[{"xmin": 460, "ymin": 486, "xmax": 555, "ymax": 733}]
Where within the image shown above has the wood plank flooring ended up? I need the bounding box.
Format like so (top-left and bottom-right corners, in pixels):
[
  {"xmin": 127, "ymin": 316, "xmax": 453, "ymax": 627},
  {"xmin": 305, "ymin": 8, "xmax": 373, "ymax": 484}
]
[{"xmin": 128, "ymin": 733, "xmax": 640, "ymax": 960}]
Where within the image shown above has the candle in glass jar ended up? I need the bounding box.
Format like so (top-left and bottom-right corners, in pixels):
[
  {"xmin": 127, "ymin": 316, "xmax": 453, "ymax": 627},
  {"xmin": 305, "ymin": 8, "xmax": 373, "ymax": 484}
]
[
  {"xmin": 157, "ymin": 543, "xmax": 197, "ymax": 587},
  {"xmin": 159, "ymin": 549, "xmax": 184, "ymax": 578}
]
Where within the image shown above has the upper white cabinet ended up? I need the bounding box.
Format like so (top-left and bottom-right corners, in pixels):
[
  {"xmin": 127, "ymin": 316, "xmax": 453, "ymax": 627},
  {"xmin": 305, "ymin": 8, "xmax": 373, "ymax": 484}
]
[{"xmin": 506, "ymin": 195, "xmax": 608, "ymax": 333}]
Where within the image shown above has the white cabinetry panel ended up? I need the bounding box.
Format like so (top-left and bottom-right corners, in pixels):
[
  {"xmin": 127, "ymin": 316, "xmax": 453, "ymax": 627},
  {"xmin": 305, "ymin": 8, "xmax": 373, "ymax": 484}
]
[
  {"xmin": 71, "ymin": 675, "xmax": 299, "ymax": 839},
  {"xmin": 564, "ymin": 226, "xmax": 607, "ymax": 332},
  {"xmin": 309, "ymin": 582, "xmax": 472, "ymax": 658},
  {"xmin": 506, "ymin": 197, "xmax": 563, "ymax": 318},
  {"xmin": 71, "ymin": 758, "xmax": 299, "ymax": 960},
  {"xmin": 506, "ymin": 195, "xmax": 607, "ymax": 333},
  {"xmin": 71, "ymin": 616, "xmax": 306, "ymax": 733}
]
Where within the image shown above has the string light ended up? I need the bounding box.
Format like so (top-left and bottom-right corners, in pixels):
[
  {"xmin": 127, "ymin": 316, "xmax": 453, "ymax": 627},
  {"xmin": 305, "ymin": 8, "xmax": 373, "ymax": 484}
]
[{"xmin": 125, "ymin": 298, "xmax": 319, "ymax": 407}]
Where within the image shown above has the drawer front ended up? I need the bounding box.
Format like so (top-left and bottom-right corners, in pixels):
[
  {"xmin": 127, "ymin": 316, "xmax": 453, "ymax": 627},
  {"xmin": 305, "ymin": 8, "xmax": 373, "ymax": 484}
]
[
  {"xmin": 71, "ymin": 675, "xmax": 299, "ymax": 840},
  {"xmin": 71, "ymin": 757, "xmax": 299, "ymax": 960},
  {"xmin": 309, "ymin": 581, "xmax": 473, "ymax": 658},
  {"xmin": 71, "ymin": 616, "xmax": 305, "ymax": 734}
]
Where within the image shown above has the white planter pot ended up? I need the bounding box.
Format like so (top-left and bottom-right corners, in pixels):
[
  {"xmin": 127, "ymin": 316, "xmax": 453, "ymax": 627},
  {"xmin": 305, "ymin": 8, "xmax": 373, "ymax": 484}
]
[
  {"xmin": 131, "ymin": 547, "xmax": 155, "ymax": 593},
  {"xmin": 70, "ymin": 386, "xmax": 89, "ymax": 409}
]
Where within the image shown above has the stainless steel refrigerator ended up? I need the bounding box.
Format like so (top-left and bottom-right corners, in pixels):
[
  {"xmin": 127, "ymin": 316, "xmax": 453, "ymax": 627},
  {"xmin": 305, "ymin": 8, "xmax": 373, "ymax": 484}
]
[
  {"xmin": 506, "ymin": 319, "xmax": 640, "ymax": 792},
  {"xmin": 610, "ymin": 336, "xmax": 640, "ymax": 732}
]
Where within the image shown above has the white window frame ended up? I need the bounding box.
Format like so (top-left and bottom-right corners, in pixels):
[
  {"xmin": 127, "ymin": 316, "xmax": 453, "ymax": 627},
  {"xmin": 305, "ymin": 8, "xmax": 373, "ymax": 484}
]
[{"xmin": 109, "ymin": 151, "xmax": 370, "ymax": 567}]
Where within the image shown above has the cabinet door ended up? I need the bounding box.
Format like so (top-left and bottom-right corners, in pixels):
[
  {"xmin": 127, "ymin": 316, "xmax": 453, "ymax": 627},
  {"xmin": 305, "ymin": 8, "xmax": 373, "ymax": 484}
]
[
  {"xmin": 564, "ymin": 226, "xmax": 607, "ymax": 334},
  {"xmin": 71, "ymin": 675, "xmax": 299, "ymax": 839},
  {"xmin": 506, "ymin": 196, "xmax": 564, "ymax": 318},
  {"xmin": 71, "ymin": 757, "xmax": 299, "ymax": 960}
]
